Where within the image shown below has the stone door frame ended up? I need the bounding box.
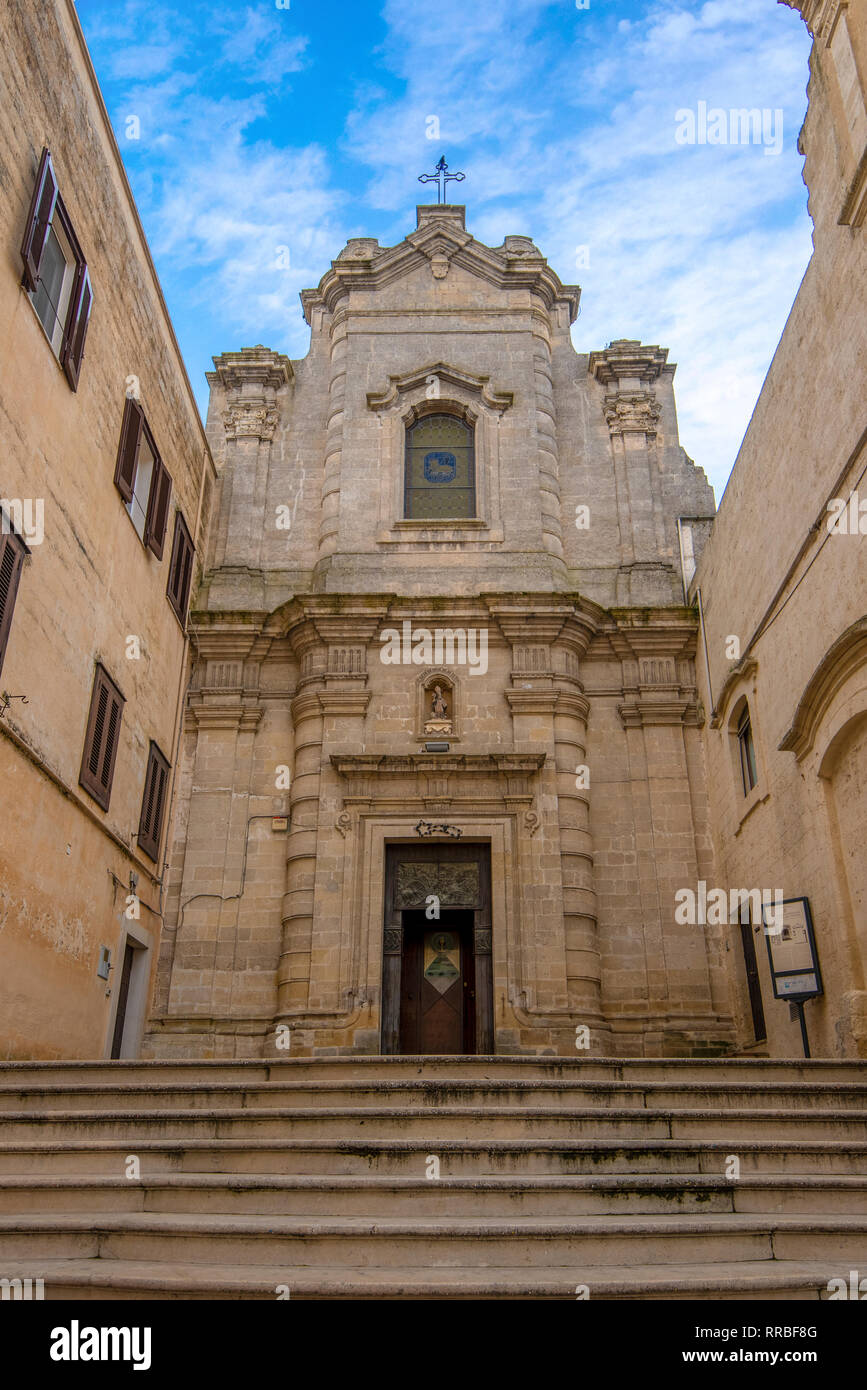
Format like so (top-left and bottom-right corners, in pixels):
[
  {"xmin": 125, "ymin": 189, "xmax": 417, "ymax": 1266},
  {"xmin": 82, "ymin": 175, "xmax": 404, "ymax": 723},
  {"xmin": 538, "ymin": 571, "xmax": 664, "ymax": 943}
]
[{"xmin": 382, "ymin": 842, "xmax": 493, "ymax": 1055}]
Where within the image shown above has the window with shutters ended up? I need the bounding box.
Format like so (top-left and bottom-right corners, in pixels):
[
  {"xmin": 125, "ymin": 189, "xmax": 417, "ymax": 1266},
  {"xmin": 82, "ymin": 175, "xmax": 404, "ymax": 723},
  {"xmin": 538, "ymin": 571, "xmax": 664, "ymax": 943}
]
[
  {"xmin": 0, "ymin": 524, "xmax": 27, "ymax": 679},
  {"xmin": 166, "ymin": 511, "xmax": 195, "ymax": 624},
  {"xmin": 20, "ymin": 148, "xmax": 92, "ymax": 390},
  {"xmin": 138, "ymin": 741, "xmax": 170, "ymax": 861},
  {"xmin": 113, "ymin": 397, "xmax": 173, "ymax": 559},
  {"xmin": 79, "ymin": 664, "xmax": 125, "ymax": 811}
]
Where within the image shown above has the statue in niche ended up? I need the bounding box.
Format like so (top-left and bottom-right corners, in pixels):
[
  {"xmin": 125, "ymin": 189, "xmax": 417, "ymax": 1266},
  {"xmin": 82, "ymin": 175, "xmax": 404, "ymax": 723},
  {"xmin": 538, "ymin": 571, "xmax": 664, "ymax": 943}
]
[{"xmin": 424, "ymin": 682, "xmax": 453, "ymax": 735}]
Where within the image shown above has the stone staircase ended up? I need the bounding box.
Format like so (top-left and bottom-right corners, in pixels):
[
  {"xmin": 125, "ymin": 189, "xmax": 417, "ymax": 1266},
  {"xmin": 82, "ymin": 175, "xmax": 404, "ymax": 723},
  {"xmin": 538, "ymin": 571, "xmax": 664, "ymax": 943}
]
[{"xmin": 0, "ymin": 1056, "xmax": 866, "ymax": 1299}]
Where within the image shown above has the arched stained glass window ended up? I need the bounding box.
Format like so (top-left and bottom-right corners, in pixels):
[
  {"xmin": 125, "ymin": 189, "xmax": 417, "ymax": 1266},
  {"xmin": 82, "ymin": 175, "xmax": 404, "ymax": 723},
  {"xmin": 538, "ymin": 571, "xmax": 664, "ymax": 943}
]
[{"xmin": 404, "ymin": 414, "xmax": 475, "ymax": 520}]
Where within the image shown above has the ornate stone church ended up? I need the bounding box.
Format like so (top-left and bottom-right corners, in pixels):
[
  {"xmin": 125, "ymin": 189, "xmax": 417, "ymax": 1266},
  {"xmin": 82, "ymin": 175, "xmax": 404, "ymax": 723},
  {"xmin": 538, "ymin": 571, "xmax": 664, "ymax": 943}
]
[{"xmin": 145, "ymin": 203, "xmax": 730, "ymax": 1061}]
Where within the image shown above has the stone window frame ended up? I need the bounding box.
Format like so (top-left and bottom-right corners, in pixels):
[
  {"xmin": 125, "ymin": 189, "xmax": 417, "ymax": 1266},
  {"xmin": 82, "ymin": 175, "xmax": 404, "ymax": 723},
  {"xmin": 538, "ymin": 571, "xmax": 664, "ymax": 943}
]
[
  {"xmin": 728, "ymin": 693, "xmax": 768, "ymax": 829},
  {"xmin": 368, "ymin": 368, "xmax": 509, "ymax": 548},
  {"xmin": 404, "ymin": 408, "xmax": 476, "ymax": 522}
]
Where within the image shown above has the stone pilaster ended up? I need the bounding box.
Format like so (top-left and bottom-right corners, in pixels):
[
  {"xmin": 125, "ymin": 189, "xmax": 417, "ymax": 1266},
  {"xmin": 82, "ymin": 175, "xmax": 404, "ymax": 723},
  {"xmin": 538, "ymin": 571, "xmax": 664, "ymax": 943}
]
[
  {"xmin": 609, "ymin": 618, "xmax": 727, "ymax": 1054},
  {"xmin": 275, "ymin": 602, "xmax": 382, "ymax": 1029},
  {"xmin": 318, "ymin": 320, "xmax": 347, "ymax": 564},
  {"xmin": 207, "ymin": 347, "xmax": 293, "ymax": 574},
  {"xmin": 533, "ymin": 323, "xmax": 565, "ymax": 562},
  {"xmin": 589, "ymin": 340, "xmax": 669, "ymax": 593}
]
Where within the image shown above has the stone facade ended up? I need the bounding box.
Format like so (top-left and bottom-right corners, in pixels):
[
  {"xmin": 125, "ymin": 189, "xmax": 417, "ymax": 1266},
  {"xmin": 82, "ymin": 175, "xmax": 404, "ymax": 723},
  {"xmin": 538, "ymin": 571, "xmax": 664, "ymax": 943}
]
[
  {"xmin": 693, "ymin": 0, "xmax": 867, "ymax": 1057},
  {"xmin": 0, "ymin": 0, "xmax": 214, "ymax": 1059},
  {"xmin": 145, "ymin": 207, "xmax": 731, "ymax": 1059}
]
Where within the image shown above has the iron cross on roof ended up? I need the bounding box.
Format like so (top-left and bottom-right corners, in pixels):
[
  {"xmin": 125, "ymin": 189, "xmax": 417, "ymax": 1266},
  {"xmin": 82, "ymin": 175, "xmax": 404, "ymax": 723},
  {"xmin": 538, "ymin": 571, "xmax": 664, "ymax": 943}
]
[{"xmin": 418, "ymin": 156, "xmax": 465, "ymax": 205}]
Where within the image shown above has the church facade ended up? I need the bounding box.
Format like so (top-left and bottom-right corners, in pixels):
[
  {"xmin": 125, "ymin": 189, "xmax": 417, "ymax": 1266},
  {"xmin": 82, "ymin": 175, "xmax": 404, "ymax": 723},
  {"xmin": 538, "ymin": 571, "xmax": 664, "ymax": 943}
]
[{"xmin": 145, "ymin": 206, "xmax": 732, "ymax": 1060}]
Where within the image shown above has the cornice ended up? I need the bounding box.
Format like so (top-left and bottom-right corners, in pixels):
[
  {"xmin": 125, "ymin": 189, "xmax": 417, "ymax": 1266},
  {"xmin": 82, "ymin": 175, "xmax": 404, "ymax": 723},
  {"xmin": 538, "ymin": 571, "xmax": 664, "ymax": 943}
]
[
  {"xmin": 187, "ymin": 702, "xmax": 263, "ymax": 732},
  {"xmin": 208, "ymin": 347, "xmax": 293, "ymax": 392},
  {"xmin": 589, "ymin": 340, "xmax": 670, "ymax": 387},
  {"xmin": 504, "ymin": 690, "xmax": 560, "ymax": 715},
  {"xmin": 331, "ymin": 753, "xmax": 546, "ymax": 777},
  {"xmin": 779, "ymin": 0, "xmax": 844, "ymax": 41},
  {"xmin": 618, "ymin": 698, "xmax": 702, "ymax": 728}
]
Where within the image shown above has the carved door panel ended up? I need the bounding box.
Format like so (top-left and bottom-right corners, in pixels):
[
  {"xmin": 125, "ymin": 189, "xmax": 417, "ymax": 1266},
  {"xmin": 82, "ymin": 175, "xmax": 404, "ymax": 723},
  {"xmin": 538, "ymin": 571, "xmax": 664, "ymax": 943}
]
[{"xmin": 399, "ymin": 911, "xmax": 475, "ymax": 1054}]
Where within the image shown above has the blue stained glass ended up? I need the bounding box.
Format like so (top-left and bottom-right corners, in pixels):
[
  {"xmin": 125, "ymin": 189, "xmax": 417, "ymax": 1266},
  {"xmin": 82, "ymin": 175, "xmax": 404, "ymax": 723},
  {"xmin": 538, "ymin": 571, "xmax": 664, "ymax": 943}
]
[{"xmin": 423, "ymin": 451, "xmax": 457, "ymax": 483}]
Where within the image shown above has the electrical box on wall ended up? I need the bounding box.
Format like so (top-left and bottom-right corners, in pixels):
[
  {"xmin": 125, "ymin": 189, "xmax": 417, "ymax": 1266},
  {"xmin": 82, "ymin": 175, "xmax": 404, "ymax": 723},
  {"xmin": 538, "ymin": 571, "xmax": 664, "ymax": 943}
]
[{"xmin": 97, "ymin": 946, "xmax": 112, "ymax": 980}]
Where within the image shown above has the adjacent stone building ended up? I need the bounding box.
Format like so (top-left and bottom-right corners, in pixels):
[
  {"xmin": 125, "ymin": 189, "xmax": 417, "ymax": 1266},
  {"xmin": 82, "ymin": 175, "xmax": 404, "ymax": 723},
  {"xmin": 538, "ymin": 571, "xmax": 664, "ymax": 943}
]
[
  {"xmin": 693, "ymin": 0, "xmax": 867, "ymax": 1059},
  {"xmin": 0, "ymin": 0, "xmax": 214, "ymax": 1059},
  {"xmin": 145, "ymin": 206, "xmax": 733, "ymax": 1060}
]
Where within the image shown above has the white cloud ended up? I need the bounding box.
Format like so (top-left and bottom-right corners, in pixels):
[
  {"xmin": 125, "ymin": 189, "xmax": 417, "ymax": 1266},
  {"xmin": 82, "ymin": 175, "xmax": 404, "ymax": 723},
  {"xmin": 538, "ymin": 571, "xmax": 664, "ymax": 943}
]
[{"xmin": 341, "ymin": 0, "xmax": 813, "ymax": 493}]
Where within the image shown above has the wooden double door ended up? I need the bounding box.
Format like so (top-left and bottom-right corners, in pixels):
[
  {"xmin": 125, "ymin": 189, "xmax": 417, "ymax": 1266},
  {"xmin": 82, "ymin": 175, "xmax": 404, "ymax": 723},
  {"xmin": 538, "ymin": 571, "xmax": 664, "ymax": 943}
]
[{"xmin": 382, "ymin": 843, "xmax": 493, "ymax": 1055}]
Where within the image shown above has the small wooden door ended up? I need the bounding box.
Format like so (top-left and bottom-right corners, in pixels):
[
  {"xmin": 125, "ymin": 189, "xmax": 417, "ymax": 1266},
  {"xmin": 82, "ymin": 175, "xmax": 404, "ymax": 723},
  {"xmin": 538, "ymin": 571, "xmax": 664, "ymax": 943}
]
[
  {"xmin": 110, "ymin": 940, "xmax": 136, "ymax": 1059},
  {"xmin": 739, "ymin": 919, "xmax": 767, "ymax": 1043},
  {"xmin": 399, "ymin": 911, "xmax": 475, "ymax": 1055}
]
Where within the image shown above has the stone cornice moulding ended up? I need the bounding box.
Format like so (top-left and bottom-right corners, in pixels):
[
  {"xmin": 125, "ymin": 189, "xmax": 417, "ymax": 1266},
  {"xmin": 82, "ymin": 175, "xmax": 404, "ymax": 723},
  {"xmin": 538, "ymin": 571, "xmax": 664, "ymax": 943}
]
[
  {"xmin": 317, "ymin": 691, "xmax": 372, "ymax": 717},
  {"xmin": 608, "ymin": 615, "xmax": 699, "ymax": 663},
  {"xmin": 331, "ymin": 753, "xmax": 547, "ymax": 777},
  {"xmin": 779, "ymin": 0, "xmax": 844, "ymax": 41},
  {"xmin": 367, "ymin": 361, "xmax": 514, "ymax": 415},
  {"xmin": 187, "ymin": 702, "xmax": 263, "ymax": 733},
  {"xmin": 483, "ymin": 594, "xmax": 603, "ymax": 653},
  {"xmin": 779, "ymin": 617, "xmax": 867, "ymax": 760},
  {"xmin": 618, "ymin": 698, "xmax": 703, "ymax": 728},
  {"xmin": 588, "ymin": 339, "xmax": 670, "ymax": 388},
  {"xmin": 301, "ymin": 206, "xmax": 581, "ymax": 323},
  {"xmin": 190, "ymin": 623, "xmax": 269, "ymax": 666},
  {"xmin": 208, "ymin": 347, "xmax": 294, "ymax": 393}
]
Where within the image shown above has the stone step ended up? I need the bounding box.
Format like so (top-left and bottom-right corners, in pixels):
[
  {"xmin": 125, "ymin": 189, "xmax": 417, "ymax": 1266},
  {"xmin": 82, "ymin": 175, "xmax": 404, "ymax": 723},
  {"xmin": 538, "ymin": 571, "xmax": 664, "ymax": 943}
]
[
  {"xmin": 0, "ymin": 1255, "xmax": 843, "ymax": 1300},
  {"xmin": 3, "ymin": 1105, "xmax": 866, "ymax": 1143},
  {"xmin": 1, "ymin": 1172, "xmax": 865, "ymax": 1217},
  {"xmin": 2, "ymin": 1079, "xmax": 866, "ymax": 1112},
  {"xmin": 0, "ymin": 1211, "xmax": 863, "ymax": 1267},
  {"xmin": 2, "ymin": 1058, "xmax": 864, "ymax": 1085},
  {"xmin": 0, "ymin": 1137, "xmax": 861, "ymax": 1176}
]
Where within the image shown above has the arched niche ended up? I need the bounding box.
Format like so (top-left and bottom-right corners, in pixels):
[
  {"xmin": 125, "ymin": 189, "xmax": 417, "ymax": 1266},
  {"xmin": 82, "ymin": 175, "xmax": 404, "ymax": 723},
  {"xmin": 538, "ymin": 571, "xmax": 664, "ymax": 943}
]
[{"xmin": 415, "ymin": 667, "xmax": 460, "ymax": 742}]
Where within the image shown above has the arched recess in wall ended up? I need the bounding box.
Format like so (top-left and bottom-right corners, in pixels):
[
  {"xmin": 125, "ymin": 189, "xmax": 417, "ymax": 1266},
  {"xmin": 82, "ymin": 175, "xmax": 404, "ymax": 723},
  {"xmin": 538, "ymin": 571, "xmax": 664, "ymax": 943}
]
[
  {"xmin": 780, "ymin": 617, "xmax": 867, "ymax": 1007},
  {"xmin": 817, "ymin": 711, "xmax": 867, "ymax": 1001}
]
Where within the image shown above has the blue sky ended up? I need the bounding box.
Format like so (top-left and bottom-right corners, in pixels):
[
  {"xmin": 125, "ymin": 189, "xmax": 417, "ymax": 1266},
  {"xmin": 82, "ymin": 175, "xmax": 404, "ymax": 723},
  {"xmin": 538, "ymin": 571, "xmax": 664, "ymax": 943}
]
[{"xmin": 76, "ymin": 0, "xmax": 813, "ymax": 499}]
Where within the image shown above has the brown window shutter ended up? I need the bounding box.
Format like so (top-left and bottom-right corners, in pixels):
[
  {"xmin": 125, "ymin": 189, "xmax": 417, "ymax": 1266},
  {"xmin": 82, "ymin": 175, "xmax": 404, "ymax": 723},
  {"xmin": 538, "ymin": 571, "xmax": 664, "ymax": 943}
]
[
  {"xmin": 138, "ymin": 741, "xmax": 170, "ymax": 861},
  {"xmin": 144, "ymin": 456, "xmax": 173, "ymax": 559},
  {"xmin": 0, "ymin": 530, "xmax": 26, "ymax": 678},
  {"xmin": 114, "ymin": 398, "xmax": 143, "ymax": 504},
  {"xmin": 20, "ymin": 147, "xmax": 58, "ymax": 292},
  {"xmin": 79, "ymin": 664, "xmax": 125, "ymax": 811},
  {"xmin": 62, "ymin": 264, "xmax": 92, "ymax": 391},
  {"xmin": 167, "ymin": 511, "xmax": 195, "ymax": 622}
]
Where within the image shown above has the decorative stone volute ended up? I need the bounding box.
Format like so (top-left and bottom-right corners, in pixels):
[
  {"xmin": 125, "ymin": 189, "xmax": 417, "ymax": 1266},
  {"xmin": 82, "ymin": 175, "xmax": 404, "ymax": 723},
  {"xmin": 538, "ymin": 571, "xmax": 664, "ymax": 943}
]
[
  {"xmin": 589, "ymin": 340, "xmax": 670, "ymax": 439},
  {"xmin": 208, "ymin": 346, "xmax": 293, "ymax": 444}
]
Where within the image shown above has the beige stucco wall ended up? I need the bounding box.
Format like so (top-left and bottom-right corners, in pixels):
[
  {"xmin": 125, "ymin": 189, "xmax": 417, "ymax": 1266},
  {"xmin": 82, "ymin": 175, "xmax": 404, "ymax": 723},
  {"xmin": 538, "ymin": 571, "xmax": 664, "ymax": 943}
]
[
  {"xmin": 0, "ymin": 0, "xmax": 213, "ymax": 1059},
  {"xmin": 694, "ymin": 0, "xmax": 867, "ymax": 1057}
]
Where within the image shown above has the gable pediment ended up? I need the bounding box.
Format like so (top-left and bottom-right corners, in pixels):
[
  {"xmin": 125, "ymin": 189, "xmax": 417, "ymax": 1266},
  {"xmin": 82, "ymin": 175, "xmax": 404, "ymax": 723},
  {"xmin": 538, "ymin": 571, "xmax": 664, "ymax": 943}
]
[
  {"xmin": 301, "ymin": 204, "xmax": 580, "ymax": 323},
  {"xmin": 366, "ymin": 361, "xmax": 514, "ymax": 414}
]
